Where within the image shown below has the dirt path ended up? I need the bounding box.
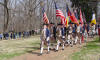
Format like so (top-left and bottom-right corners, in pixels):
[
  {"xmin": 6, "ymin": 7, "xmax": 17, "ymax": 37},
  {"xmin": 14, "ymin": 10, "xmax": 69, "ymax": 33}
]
[{"xmin": 9, "ymin": 38, "xmax": 94, "ymax": 60}]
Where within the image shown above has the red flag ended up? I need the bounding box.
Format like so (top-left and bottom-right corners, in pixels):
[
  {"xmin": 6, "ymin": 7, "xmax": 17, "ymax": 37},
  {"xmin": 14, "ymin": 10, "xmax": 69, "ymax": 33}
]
[
  {"xmin": 80, "ymin": 9, "xmax": 83, "ymax": 26},
  {"xmin": 70, "ymin": 13, "xmax": 79, "ymax": 25}
]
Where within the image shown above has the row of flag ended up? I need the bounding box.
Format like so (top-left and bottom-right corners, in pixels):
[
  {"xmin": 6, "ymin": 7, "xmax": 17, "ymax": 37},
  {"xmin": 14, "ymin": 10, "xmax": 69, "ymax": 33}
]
[{"xmin": 42, "ymin": 2, "xmax": 96, "ymax": 27}]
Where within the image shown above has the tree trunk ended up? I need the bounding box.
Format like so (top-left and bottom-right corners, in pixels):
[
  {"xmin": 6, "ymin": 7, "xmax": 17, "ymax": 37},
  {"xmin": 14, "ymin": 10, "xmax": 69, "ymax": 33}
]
[{"xmin": 3, "ymin": 0, "xmax": 9, "ymax": 32}]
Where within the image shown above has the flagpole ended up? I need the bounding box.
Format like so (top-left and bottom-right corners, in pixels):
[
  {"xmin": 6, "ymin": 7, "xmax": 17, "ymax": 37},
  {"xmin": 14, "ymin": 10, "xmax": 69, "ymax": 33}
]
[
  {"xmin": 53, "ymin": 1, "xmax": 58, "ymax": 25},
  {"xmin": 40, "ymin": 1, "xmax": 44, "ymax": 31}
]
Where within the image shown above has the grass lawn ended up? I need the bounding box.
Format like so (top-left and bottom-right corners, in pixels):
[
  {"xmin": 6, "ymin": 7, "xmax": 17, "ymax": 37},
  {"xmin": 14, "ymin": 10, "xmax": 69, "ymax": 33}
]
[
  {"xmin": 0, "ymin": 35, "xmax": 40, "ymax": 60},
  {"xmin": 71, "ymin": 36, "xmax": 100, "ymax": 60}
]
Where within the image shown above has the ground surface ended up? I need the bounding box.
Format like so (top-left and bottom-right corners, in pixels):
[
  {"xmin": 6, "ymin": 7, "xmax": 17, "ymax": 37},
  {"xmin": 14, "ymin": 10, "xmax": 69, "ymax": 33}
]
[
  {"xmin": 71, "ymin": 37, "xmax": 100, "ymax": 60},
  {"xmin": 0, "ymin": 36, "xmax": 99, "ymax": 60},
  {"xmin": 9, "ymin": 45, "xmax": 82, "ymax": 60}
]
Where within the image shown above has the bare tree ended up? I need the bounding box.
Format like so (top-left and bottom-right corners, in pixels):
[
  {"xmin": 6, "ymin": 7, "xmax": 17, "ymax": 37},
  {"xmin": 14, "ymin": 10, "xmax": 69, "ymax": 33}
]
[
  {"xmin": 0, "ymin": 0, "xmax": 9, "ymax": 32},
  {"xmin": 0, "ymin": 0, "xmax": 73, "ymax": 33}
]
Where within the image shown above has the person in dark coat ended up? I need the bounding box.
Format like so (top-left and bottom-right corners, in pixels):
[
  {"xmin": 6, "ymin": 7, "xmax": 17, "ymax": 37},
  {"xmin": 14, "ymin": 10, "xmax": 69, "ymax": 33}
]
[
  {"xmin": 5, "ymin": 32, "xmax": 9, "ymax": 40},
  {"xmin": 32, "ymin": 30, "xmax": 35, "ymax": 35},
  {"xmin": 18, "ymin": 32, "xmax": 21, "ymax": 38},
  {"xmin": 10, "ymin": 32, "xmax": 13, "ymax": 39},
  {"xmin": 13, "ymin": 32, "xmax": 16, "ymax": 39}
]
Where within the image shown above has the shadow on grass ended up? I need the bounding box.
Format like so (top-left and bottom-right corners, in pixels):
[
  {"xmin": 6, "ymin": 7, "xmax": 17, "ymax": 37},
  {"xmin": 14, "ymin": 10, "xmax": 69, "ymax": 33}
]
[
  {"xmin": 18, "ymin": 42, "xmax": 40, "ymax": 49},
  {"xmin": 26, "ymin": 48, "xmax": 50, "ymax": 56},
  {"xmin": 27, "ymin": 50, "xmax": 40, "ymax": 56},
  {"xmin": 31, "ymin": 42, "xmax": 40, "ymax": 45},
  {"xmin": 20, "ymin": 46, "xmax": 40, "ymax": 50},
  {"xmin": 17, "ymin": 42, "xmax": 41, "ymax": 56},
  {"xmin": 24, "ymin": 42, "xmax": 41, "ymax": 56}
]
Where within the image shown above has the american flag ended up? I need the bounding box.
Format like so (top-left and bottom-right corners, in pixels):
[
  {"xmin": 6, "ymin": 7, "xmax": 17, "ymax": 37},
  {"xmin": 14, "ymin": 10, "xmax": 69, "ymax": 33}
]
[
  {"xmin": 56, "ymin": 9, "xmax": 65, "ymax": 18},
  {"xmin": 54, "ymin": 2, "xmax": 66, "ymax": 24},
  {"xmin": 42, "ymin": 8, "xmax": 49, "ymax": 24}
]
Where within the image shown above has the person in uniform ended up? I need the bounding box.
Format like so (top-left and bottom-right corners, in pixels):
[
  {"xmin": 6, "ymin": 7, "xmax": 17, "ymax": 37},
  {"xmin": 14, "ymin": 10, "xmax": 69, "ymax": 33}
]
[
  {"xmin": 49, "ymin": 23, "xmax": 56, "ymax": 50},
  {"xmin": 76, "ymin": 24, "xmax": 81, "ymax": 44},
  {"xmin": 40, "ymin": 24, "xmax": 50, "ymax": 55},
  {"xmin": 55, "ymin": 23, "xmax": 65, "ymax": 51},
  {"xmin": 67, "ymin": 23, "xmax": 73, "ymax": 46},
  {"xmin": 91, "ymin": 23, "xmax": 96, "ymax": 37}
]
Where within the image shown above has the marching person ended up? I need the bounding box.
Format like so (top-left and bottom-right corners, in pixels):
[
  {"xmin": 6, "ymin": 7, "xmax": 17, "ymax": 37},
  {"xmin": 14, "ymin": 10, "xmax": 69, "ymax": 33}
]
[
  {"xmin": 61, "ymin": 24, "xmax": 66, "ymax": 50},
  {"xmin": 56, "ymin": 23, "xmax": 65, "ymax": 51},
  {"xmin": 87, "ymin": 24, "xmax": 90, "ymax": 36},
  {"xmin": 49, "ymin": 23, "xmax": 56, "ymax": 50},
  {"xmin": 91, "ymin": 23, "xmax": 95, "ymax": 37},
  {"xmin": 95, "ymin": 24, "xmax": 98, "ymax": 35},
  {"xmin": 52, "ymin": 23, "xmax": 57, "ymax": 41},
  {"xmin": 72, "ymin": 24, "xmax": 77, "ymax": 45},
  {"xmin": 83, "ymin": 24, "xmax": 88, "ymax": 42},
  {"xmin": 67, "ymin": 23, "xmax": 73, "ymax": 46},
  {"xmin": 76, "ymin": 24, "xmax": 82, "ymax": 44},
  {"xmin": 40, "ymin": 24, "xmax": 50, "ymax": 55}
]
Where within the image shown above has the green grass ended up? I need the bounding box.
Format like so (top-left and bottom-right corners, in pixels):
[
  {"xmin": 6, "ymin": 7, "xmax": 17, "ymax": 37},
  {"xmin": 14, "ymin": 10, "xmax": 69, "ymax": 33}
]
[
  {"xmin": 0, "ymin": 36, "xmax": 40, "ymax": 60},
  {"xmin": 71, "ymin": 37, "xmax": 100, "ymax": 60},
  {"xmin": 0, "ymin": 52, "xmax": 25, "ymax": 60}
]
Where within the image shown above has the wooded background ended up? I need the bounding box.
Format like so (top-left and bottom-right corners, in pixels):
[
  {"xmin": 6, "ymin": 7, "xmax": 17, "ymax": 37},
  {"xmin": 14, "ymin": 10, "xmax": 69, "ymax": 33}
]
[{"xmin": 0, "ymin": 0, "xmax": 98, "ymax": 33}]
